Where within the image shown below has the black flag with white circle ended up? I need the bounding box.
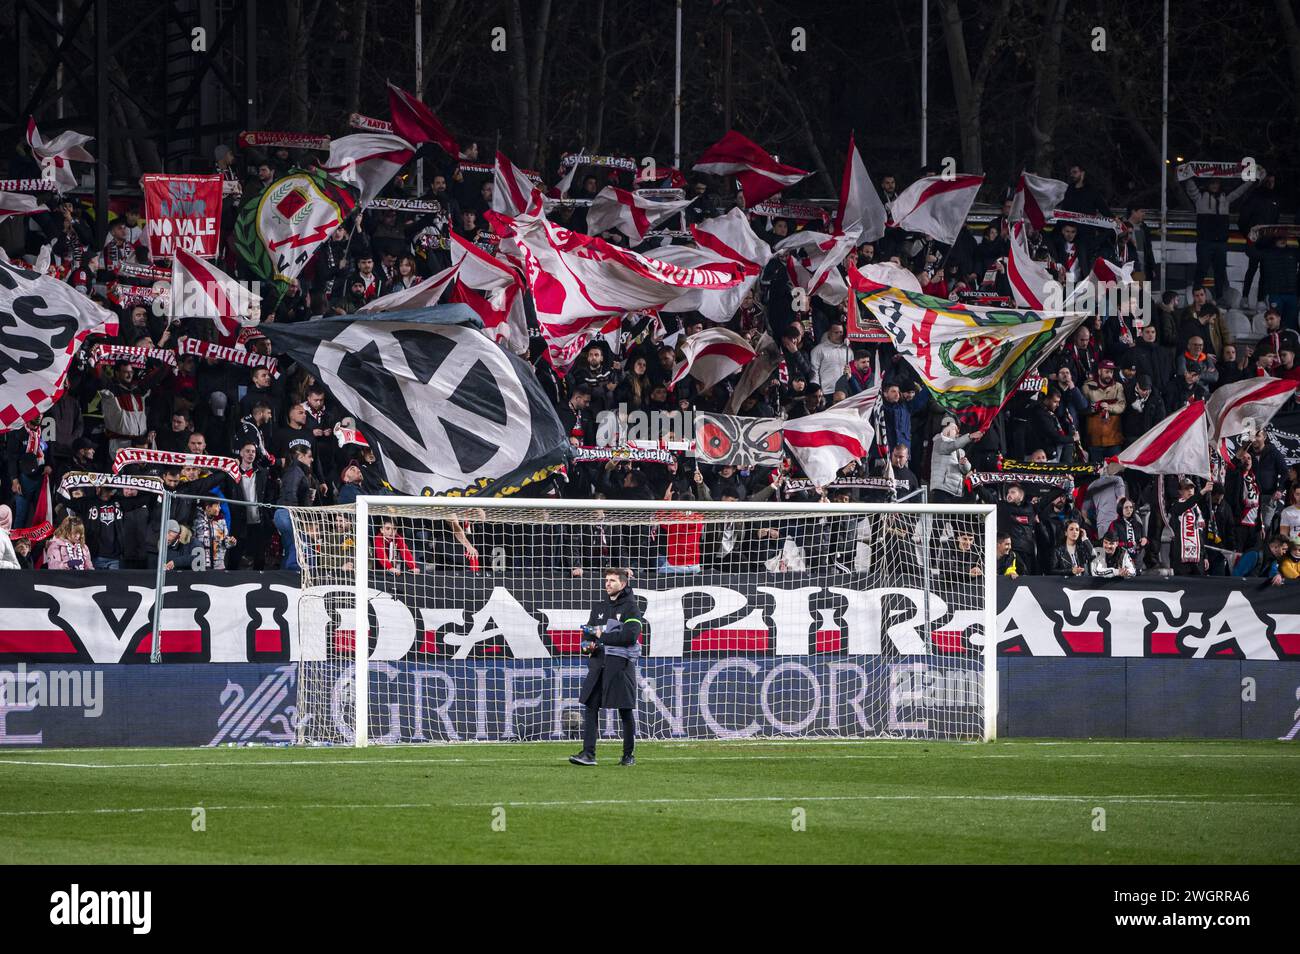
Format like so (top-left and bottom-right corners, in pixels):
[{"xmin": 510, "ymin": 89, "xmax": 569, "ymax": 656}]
[{"xmin": 262, "ymin": 304, "xmax": 571, "ymax": 496}]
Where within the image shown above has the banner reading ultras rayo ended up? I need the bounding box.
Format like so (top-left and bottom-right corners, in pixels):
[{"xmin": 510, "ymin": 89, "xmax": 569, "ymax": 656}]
[
  {"xmin": 855, "ymin": 281, "xmax": 1088, "ymax": 428},
  {"xmin": 142, "ymin": 174, "xmax": 223, "ymax": 260}
]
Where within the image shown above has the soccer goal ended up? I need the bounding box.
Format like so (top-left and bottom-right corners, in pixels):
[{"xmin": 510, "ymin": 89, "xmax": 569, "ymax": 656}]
[{"xmin": 288, "ymin": 497, "xmax": 998, "ymax": 747}]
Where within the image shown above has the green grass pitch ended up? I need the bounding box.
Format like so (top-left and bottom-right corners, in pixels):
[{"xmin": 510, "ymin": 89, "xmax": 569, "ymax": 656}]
[{"xmin": 0, "ymin": 740, "xmax": 1296, "ymax": 864}]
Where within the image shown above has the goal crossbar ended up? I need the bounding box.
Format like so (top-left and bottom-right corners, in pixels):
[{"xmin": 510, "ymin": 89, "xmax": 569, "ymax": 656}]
[{"xmin": 296, "ymin": 496, "xmax": 1001, "ymax": 747}]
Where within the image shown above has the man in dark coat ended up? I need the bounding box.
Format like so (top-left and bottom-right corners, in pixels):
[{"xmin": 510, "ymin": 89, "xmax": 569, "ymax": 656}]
[{"xmin": 570, "ymin": 568, "xmax": 643, "ymax": 767}]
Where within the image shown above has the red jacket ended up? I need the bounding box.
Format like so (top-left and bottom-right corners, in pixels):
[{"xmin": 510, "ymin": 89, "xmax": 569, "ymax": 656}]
[{"xmin": 374, "ymin": 532, "xmax": 416, "ymax": 572}]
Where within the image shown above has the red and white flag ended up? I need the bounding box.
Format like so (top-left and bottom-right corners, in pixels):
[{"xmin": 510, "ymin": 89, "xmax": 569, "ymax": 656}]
[
  {"xmin": 1007, "ymin": 222, "xmax": 1054, "ymax": 309},
  {"xmin": 1009, "ymin": 172, "xmax": 1068, "ymax": 230},
  {"xmin": 776, "ymin": 229, "xmax": 856, "ymax": 305},
  {"xmin": 322, "ymin": 133, "xmax": 414, "ymax": 205},
  {"xmin": 357, "ymin": 264, "xmax": 457, "ymax": 313},
  {"xmin": 494, "ymin": 201, "xmax": 747, "ymax": 369},
  {"xmin": 585, "ymin": 186, "xmax": 693, "ymax": 243},
  {"xmin": 1110, "ymin": 400, "xmax": 1210, "ymax": 477},
  {"xmin": 669, "ymin": 328, "xmax": 756, "ymax": 389},
  {"xmin": 1205, "ymin": 376, "xmax": 1298, "ymax": 443},
  {"xmin": 650, "ymin": 208, "xmax": 768, "ymax": 322},
  {"xmin": 386, "ymin": 82, "xmax": 459, "ymax": 158},
  {"xmin": 25, "ymin": 118, "xmax": 94, "ymax": 194},
  {"xmin": 835, "ymin": 133, "xmax": 887, "ymax": 241},
  {"xmin": 0, "ymin": 191, "xmax": 43, "ymax": 224},
  {"xmin": 693, "ymin": 131, "xmax": 810, "ymax": 207},
  {"xmin": 0, "ymin": 260, "xmax": 116, "ymax": 429},
  {"xmin": 448, "ymin": 231, "xmax": 529, "ymax": 353},
  {"xmin": 782, "ymin": 408, "xmax": 874, "ymax": 486},
  {"xmin": 170, "ymin": 247, "xmax": 261, "ymax": 342},
  {"xmin": 493, "ymin": 151, "xmax": 541, "ymax": 217},
  {"xmin": 888, "ymin": 174, "xmax": 984, "ymax": 244}
]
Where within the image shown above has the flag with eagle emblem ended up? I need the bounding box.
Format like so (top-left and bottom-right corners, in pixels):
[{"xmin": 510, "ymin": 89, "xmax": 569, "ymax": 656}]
[{"xmin": 855, "ymin": 281, "xmax": 1088, "ymax": 428}]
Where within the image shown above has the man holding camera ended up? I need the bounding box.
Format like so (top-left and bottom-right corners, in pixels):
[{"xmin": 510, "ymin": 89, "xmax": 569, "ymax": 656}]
[{"xmin": 569, "ymin": 568, "xmax": 643, "ymax": 767}]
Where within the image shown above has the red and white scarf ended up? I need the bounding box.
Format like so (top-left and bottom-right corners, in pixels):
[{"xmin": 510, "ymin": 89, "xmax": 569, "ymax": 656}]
[{"xmin": 1179, "ymin": 506, "xmax": 1204, "ymax": 563}]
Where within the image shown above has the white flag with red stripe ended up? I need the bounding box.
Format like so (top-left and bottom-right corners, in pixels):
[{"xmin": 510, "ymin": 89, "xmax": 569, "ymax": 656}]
[
  {"xmin": 775, "ymin": 229, "xmax": 856, "ymax": 305},
  {"xmin": 693, "ymin": 130, "xmax": 810, "ymax": 207},
  {"xmin": 1205, "ymin": 376, "xmax": 1298, "ymax": 443},
  {"xmin": 670, "ymin": 328, "xmax": 756, "ymax": 389},
  {"xmin": 888, "ymin": 174, "xmax": 984, "ymax": 244},
  {"xmin": 492, "ymin": 151, "xmax": 540, "ymax": 217},
  {"xmin": 1009, "ymin": 172, "xmax": 1068, "ymax": 230},
  {"xmin": 1007, "ymin": 222, "xmax": 1055, "ymax": 309},
  {"xmin": 1090, "ymin": 256, "xmax": 1136, "ymax": 287},
  {"xmin": 494, "ymin": 201, "xmax": 747, "ymax": 370},
  {"xmin": 649, "ymin": 208, "xmax": 769, "ymax": 322},
  {"xmin": 322, "ymin": 133, "xmax": 414, "ymax": 205},
  {"xmin": 26, "ymin": 118, "xmax": 94, "ymax": 194},
  {"xmin": 782, "ymin": 408, "xmax": 875, "ymax": 486},
  {"xmin": 170, "ymin": 247, "xmax": 261, "ymax": 341},
  {"xmin": 358, "ymin": 264, "xmax": 457, "ymax": 313},
  {"xmin": 0, "ymin": 192, "xmax": 43, "ymax": 223},
  {"xmin": 835, "ymin": 133, "xmax": 886, "ymax": 241},
  {"xmin": 386, "ymin": 82, "xmax": 459, "ymax": 158},
  {"xmin": 1110, "ymin": 400, "xmax": 1210, "ymax": 477},
  {"xmin": 585, "ymin": 186, "xmax": 694, "ymax": 243},
  {"xmin": 448, "ymin": 231, "xmax": 529, "ymax": 353}
]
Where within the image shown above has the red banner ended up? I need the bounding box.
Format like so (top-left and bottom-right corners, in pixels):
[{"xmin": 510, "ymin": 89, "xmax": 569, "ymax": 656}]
[{"xmin": 142, "ymin": 174, "xmax": 223, "ymax": 261}]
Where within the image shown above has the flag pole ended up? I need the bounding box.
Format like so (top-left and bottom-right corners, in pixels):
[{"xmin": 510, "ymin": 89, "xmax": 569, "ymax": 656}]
[
  {"xmin": 1159, "ymin": 0, "xmax": 1168, "ymax": 295},
  {"xmin": 674, "ymin": 0, "xmax": 683, "ymax": 170},
  {"xmin": 415, "ymin": 0, "xmax": 424, "ymax": 197},
  {"xmin": 920, "ymin": 0, "xmax": 929, "ymax": 168}
]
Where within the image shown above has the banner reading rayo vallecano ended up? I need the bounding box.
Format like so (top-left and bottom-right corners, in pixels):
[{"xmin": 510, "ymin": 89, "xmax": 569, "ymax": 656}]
[{"xmin": 0, "ymin": 571, "xmax": 1296, "ymax": 664}]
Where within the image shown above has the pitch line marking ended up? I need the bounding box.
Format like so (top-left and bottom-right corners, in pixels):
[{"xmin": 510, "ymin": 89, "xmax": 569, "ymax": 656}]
[
  {"xmin": 470, "ymin": 794, "xmax": 1300, "ymax": 809},
  {"xmin": 0, "ymin": 750, "xmax": 1294, "ymax": 770},
  {"xmin": 0, "ymin": 795, "xmax": 1296, "ymax": 819}
]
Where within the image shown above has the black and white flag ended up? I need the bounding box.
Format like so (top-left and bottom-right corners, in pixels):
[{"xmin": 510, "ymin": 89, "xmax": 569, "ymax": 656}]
[
  {"xmin": 261, "ymin": 304, "xmax": 571, "ymax": 496},
  {"xmin": 0, "ymin": 259, "xmax": 118, "ymax": 430}
]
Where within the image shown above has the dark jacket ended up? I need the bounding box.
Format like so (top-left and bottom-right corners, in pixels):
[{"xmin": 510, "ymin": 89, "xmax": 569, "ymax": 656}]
[
  {"xmin": 579, "ymin": 584, "xmax": 643, "ymax": 710},
  {"xmin": 1052, "ymin": 540, "xmax": 1095, "ymax": 577}
]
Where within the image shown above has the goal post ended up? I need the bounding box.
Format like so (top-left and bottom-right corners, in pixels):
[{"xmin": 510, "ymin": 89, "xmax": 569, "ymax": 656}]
[{"xmin": 289, "ymin": 497, "xmax": 998, "ymax": 747}]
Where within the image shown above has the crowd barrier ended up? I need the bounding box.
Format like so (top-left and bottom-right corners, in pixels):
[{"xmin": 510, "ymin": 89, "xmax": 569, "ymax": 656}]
[{"xmin": 0, "ymin": 571, "xmax": 1295, "ymax": 744}]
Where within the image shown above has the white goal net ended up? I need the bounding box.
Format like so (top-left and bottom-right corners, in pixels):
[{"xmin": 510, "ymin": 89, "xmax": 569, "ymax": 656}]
[{"xmin": 288, "ymin": 498, "xmax": 997, "ymax": 746}]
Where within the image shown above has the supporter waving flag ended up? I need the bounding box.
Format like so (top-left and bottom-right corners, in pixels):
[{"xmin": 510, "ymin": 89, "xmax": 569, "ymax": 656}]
[
  {"xmin": 0, "ymin": 259, "xmax": 117, "ymax": 429},
  {"xmin": 492, "ymin": 151, "xmax": 541, "ymax": 217},
  {"xmin": 888, "ymin": 173, "xmax": 984, "ymax": 244},
  {"xmin": 171, "ymin": 247, "xmax": 261, "ymax": 343},
  {"xmin": 783, "ymin": 408, "xmax": 875, "ymax": 487},
  {"xmin": 233, "ymin": 166, "xmax": 358, "ymax": 290},
  {"xmin": 322, "ymin": 132, "xmax": 414, "ymax": 205},
  {"xmin": 25, "ymin": 118, "xmax": 94, "ymax": 194},
  {"xmin": 261, "ymin": 304, "xmax": 571, "ymax": 497},
  {"xmin": 855, "ymin": 279, "xmax": 1087, "ymax": 429},
  {"xmin": 585, "ymin": 186, "xmax": 694, "ymax": 244},
  {"xmin": 835, "ymin": 133, "xmax": 887, "ymax": 241},
  {"xmin": 1009, "ymin": 172, "xmax": 1068, "ymax": 230},
  {"xmin": 1109, "ymin": 400, "xmax": 1211, "ymax": 478},
  {"xmin": 491, "ymin": 199, "xmax": 748, "ymax": 370},
  {"xmin": 670, "ymin": 328, "xmax": 756, "ymax": 388},
  {"xmin": 386, "ymin": 81, "xmax": 460, "ymax": 158},
  {"xmin": 649, "ymin": 208, "xmax": 769, "ymax": 322},
  {"xmin": 693, "ymin": 130, "xmax": 810, "ymax": 206},
  {"xmin": 0, "ymin": 191, "xmax": 43, "ymax": 224}
]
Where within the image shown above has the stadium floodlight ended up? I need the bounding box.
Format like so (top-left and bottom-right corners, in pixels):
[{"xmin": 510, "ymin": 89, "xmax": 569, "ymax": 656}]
[{"xmin": 289, "ymin": 497, "xmax": 997, "ymax": 747}]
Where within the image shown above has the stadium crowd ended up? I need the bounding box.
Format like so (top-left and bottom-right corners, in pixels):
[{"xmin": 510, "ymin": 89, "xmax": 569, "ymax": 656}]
[{"xmin": 1, "ymin": 140, "xmax": 1299, "ymax": 586}]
